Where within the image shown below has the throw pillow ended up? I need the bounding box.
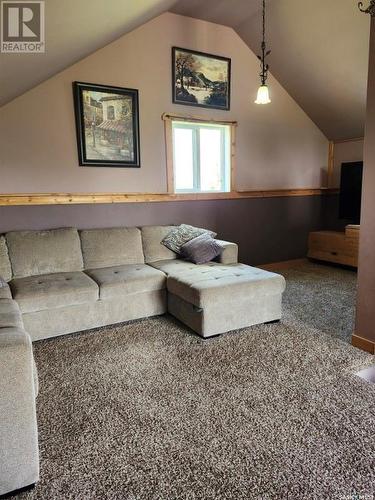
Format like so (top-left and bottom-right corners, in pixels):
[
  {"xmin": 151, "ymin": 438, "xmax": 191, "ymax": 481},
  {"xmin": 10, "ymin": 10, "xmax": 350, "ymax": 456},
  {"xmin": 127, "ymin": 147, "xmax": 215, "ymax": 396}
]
[
  {"xmin": 162, "ymin": 224, "xmax": 217, "ymax": 254},
  {"xmin": 180, "ymin": 233, "xmax": 223, "ymax": 264}
]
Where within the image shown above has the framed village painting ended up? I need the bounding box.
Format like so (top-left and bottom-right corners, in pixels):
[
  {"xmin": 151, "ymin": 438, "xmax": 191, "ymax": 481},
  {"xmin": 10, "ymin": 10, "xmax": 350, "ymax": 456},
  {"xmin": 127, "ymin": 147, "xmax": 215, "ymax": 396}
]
[
  {"xmin": 172, "ymin": 47, "xmax": 231, "ymax": 110},
  {"xmin": 73, "ymin": 82, "xmax": 140, "ymax": 167}
]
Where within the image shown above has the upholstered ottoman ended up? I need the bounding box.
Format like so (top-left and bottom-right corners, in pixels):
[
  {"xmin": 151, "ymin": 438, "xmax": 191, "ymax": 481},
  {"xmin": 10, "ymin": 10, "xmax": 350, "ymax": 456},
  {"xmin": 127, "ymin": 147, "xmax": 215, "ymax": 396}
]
[{"xmin": 166, "ymin": 263, "xmax": 286, "ymax": 338}]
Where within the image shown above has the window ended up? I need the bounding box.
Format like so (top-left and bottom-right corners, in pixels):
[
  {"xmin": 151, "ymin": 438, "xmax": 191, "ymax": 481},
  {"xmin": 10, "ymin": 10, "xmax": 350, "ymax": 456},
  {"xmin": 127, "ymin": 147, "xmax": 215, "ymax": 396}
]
[
  {"xmin": 107, "ymin": 105, "xmax": 115, "ymax": 120},
  {"xmin": 170, "ymin": 120, "xmax": 232, "ymax": 193}
]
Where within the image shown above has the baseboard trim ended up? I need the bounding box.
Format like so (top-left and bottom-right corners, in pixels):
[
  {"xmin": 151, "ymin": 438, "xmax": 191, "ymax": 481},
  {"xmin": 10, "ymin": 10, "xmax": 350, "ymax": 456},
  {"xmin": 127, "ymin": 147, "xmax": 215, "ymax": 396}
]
[
  {"xmin": 259, "ymin": 258, "xmax": 308, "ymax": 271},
  {"xmin": 352, "ymin": 334, "xmax": 375, "ymax": 354}
]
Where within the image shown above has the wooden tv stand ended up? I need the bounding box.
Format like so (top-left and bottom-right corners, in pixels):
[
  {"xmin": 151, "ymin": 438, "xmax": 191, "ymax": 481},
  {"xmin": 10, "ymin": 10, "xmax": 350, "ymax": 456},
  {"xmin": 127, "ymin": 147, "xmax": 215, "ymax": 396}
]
[{"xmin": 308, "ymin": 225, "xmax": 359, "ymax": 267}]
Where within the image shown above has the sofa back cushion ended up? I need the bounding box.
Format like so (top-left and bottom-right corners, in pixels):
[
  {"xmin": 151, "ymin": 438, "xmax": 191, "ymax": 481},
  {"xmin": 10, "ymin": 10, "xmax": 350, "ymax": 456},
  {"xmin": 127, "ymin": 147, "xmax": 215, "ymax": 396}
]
[
  {"xmin": 6, "ymin": 228, "xmax": 83, "ymax": 278},
  {"xmin": 80, "ymin": 227, "xmax": 144, "ymax": 269},
  {"xmin": 0, "ymin": 235, "xmax": 12, "ymax": 282},
  {"xmin": 141, "ymin": 226, "xmax": 177, "ymax": 263}
]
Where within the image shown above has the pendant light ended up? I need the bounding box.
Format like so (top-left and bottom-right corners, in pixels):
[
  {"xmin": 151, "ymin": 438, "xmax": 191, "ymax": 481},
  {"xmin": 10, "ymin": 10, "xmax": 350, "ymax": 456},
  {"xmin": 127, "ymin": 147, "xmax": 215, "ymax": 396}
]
[{"xmin": 255, "ymin": 0, "xmax": 271, "ymax": 104}]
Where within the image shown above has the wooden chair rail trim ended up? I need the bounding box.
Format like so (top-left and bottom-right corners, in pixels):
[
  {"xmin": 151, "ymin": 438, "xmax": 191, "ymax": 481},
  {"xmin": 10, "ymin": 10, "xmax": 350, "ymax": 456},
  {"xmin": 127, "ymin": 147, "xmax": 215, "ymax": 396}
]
[{"xmin": 0, "ymin": 188, "xmax": 339, "ymax": 206}]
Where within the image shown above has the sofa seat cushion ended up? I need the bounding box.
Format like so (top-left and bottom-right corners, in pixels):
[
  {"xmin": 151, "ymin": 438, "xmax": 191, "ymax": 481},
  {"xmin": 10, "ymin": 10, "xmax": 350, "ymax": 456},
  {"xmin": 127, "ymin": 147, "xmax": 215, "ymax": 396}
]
[
  {"xmin": 10, "ymin": 272, "xmax": 99, "ymax": 313},
  {"xmin": 0, "ymin": 299, "xmax": 23, "ymax": 329},
  {"xmin": 150, "ymin": 259, "xmax": 215, "ymax": 275},
  {"xmin": 167, "ymin": 264, "xmax": 286, "ymax": 308},
  {"xmin": 85, "ymin": 264, "xmax": 166, "ymax": 300}
]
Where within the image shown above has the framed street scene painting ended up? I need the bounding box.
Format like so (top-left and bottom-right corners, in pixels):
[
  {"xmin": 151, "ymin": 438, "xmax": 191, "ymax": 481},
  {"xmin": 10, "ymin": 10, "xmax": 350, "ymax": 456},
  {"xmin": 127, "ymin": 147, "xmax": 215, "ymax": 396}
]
[
  {"xmin": 172, "ymin": 47, "xmax": 231, "ymax": 110},
  {"xmin": 73, "ymin": 82, "xmax": 140, "ymax": 167}
]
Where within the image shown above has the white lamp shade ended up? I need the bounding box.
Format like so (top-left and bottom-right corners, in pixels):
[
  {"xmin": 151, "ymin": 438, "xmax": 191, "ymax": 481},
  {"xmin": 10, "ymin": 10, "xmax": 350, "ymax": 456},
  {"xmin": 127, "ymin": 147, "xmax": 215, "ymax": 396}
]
[{"xmin": 255, "ymin": 85, "xmax": 271, "ymax": 104}]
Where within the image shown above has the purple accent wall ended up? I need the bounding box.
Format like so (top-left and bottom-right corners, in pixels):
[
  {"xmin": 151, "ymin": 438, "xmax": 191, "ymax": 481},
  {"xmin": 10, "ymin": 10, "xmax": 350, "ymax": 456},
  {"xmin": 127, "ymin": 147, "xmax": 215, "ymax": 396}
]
[{"xmin": 0, "ymin": 195, "xmax": 327, "ymax": 266}]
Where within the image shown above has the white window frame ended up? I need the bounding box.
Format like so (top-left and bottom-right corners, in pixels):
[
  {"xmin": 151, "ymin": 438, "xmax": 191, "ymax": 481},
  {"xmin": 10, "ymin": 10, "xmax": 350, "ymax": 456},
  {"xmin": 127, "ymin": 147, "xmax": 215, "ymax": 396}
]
[{"xmin": 163, "ymin": 113, "xmax": 237, "ymax": 195}]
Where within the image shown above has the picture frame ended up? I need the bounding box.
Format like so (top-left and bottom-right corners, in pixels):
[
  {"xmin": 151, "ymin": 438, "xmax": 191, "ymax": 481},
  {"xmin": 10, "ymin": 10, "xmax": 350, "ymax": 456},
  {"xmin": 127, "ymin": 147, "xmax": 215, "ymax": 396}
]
[
  {"xmin": 73, "ymin": 81, "xmax": 140, "ymax": 167},
  {"xmin": 172, "ymin": 47, "xmax": 231, "ymax": 111}
]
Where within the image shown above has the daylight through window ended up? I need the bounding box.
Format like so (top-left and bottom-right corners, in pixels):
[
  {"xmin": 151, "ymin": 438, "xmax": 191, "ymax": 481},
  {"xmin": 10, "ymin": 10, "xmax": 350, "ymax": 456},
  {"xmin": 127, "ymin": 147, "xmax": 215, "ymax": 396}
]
[{"xmin": 171, "ymin": 120, "xmax": 231, "ymax": 193}]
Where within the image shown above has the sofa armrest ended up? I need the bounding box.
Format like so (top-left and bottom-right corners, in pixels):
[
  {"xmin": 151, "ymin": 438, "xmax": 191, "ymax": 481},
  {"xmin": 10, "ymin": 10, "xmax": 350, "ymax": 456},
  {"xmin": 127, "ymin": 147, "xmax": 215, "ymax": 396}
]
[
  {"xmin": 0, "ymin": 327, "xmax": 39, "ymax": 496},
  {"xmin": 215, "ymin": 240, "xmax": 238, "ymax": 264},
  {"xmin": 0, "ymin": 276, "xmax": 12, "ymax": 299}
]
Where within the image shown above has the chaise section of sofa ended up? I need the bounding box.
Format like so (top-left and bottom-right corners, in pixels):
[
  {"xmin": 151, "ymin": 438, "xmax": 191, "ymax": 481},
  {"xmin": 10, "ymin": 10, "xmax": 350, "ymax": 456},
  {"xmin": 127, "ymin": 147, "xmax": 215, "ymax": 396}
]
[{"xmin": 167, "ymin": 263, "xmax": 286, "ymax": 337}]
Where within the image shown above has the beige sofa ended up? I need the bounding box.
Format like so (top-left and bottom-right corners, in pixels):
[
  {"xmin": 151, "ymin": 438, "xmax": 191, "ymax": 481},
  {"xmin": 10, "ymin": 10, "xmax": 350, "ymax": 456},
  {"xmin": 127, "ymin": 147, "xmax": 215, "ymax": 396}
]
[{"xmin": 0, "ymin": 225, "xmax": 285, "ymax": 496}]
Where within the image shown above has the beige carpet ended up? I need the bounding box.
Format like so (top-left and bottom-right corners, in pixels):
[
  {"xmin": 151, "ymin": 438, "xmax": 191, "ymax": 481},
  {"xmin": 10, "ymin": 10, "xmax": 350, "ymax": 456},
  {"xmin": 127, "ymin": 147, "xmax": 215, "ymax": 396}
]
[{"xmin": 17, "ymin": 263, "xmax": 375, "ymax": 500}]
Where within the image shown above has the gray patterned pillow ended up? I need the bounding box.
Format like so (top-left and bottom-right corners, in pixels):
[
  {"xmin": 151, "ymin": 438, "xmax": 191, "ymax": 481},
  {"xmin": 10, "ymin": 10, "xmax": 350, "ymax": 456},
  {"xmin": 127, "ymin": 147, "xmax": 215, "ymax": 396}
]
[
  {"xmin": 180, "ymin": 233, "xmax": 223, "ymax": 264},
  {"xmin": 162, "ymin": 224, "xmax": 217, "ymax": 254}
]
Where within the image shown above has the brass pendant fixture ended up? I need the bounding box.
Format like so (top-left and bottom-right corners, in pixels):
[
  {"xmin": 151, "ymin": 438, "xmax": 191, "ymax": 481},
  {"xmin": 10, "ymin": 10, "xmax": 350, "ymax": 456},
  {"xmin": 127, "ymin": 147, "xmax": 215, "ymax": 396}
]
[{"xmin": 255, "ymin": 0, "xmax": 271, "ymax": 104}]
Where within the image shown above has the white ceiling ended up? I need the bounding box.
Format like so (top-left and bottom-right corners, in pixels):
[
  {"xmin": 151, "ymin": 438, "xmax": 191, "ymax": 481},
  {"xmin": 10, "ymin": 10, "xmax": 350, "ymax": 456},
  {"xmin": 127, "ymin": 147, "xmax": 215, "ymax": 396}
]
[{"xmin": 0, "ymin": 0, "xmax": 370, "ymax": 140}]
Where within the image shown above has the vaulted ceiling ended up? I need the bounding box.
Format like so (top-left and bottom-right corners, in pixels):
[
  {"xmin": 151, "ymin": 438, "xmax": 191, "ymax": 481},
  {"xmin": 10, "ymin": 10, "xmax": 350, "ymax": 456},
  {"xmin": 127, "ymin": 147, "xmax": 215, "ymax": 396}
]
[
  {"xmin": 171, "ymin": 0, "xmax": 370, "ymax": 140},
  {"xmin": 0, "ymin": 0, "xmax": 370, "ymax": 141},
  {"xmin": 0, "ymin": 0, "xmax": 178, "ymax": 107}
]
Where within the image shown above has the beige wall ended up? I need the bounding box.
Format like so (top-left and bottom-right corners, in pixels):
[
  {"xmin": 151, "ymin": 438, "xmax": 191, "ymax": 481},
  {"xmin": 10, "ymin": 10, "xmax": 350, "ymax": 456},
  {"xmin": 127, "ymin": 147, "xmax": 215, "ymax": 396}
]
[
  {"xmin": 332, "ymin": 139, "xmax": 364, "ymax": 187},
  {"xmin": 0, "ymin": 13, "xmax": 328, "ymax": 194},
  {"xmin": 355, "ymin": 18, "xmax": 375, "ymax": 349}
]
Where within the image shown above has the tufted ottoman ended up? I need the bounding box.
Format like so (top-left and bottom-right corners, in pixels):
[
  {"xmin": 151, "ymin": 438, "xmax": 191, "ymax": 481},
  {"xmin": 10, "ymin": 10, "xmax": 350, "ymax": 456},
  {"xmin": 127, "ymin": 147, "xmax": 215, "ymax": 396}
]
[{"xmin": 166, "ymin": 263, "xmax": 286, "ymax": 338}]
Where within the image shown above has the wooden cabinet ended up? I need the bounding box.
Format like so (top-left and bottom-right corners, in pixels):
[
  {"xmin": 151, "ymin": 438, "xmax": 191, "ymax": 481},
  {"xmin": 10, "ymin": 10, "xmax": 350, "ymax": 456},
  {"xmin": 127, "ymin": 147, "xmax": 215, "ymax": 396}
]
[{"xmin": 308, "ymin": 225, "xmax": 359, "ymax": 267}]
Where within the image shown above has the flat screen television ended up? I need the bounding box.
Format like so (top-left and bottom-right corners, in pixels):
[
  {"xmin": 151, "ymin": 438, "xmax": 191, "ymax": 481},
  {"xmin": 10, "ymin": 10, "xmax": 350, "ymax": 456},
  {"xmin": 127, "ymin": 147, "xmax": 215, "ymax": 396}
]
[{"xmin": 339, "ymin": 161, "xmax": 363, "ymax": 223}]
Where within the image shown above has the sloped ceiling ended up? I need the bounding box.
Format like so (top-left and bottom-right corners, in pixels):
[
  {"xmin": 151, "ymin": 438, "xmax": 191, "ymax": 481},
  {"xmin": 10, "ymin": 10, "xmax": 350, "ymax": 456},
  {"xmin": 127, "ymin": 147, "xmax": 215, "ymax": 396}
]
[
  {"xmin": 171, "ymin": 0, "xmax": 370, "ymax": 140},
  {"xmin": 0, "ymin": 0, "xmax": 178, "ymax": 107},
  {"xmin": 0, "ymin": 0, "xmax": 370, "ymax": 141}
]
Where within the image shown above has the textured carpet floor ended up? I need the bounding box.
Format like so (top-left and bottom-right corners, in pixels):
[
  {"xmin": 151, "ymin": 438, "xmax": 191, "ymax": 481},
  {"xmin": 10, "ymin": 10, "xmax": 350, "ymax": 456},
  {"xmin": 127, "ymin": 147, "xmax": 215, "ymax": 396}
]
[
  {"xmin": 280, "ymin": 262, "xmax": 358, "ymax": 343},
  {"xmin": 17, "ymin": 263, "xmax": 375, "ymax": 500}
]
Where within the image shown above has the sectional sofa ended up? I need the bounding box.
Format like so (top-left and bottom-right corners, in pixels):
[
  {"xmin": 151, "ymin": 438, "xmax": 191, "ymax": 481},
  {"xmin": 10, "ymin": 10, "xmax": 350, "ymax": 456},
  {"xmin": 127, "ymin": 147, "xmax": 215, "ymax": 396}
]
[{"xmin": 0, "ymin": 225, "xmax": 285, "ymax": 496}]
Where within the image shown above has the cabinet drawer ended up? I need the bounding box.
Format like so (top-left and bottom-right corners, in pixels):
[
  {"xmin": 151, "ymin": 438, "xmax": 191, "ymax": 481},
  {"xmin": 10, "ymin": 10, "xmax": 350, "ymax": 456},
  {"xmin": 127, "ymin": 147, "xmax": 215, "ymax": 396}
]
[
  {"xmin": 308, "ymin": 249, "xmax": 357, "ymax": 266},
  {"xmin": 308, "ymin": 231, "xmax": 358, "ymax": 267},
  {"xmin": 309, "ymin": 233, "xmax": 358, "ymax": 257}
]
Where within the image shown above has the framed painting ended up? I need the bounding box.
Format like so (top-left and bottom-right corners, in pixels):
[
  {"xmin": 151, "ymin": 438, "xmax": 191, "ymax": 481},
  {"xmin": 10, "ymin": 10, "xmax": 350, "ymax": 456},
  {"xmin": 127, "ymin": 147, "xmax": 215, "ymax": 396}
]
[
  {"xmin": 172, "ymin": 47, "xmax": 231, "ymax": 111},
  {"xmin": 73, "ymin": 82, "xmax": 140, "ymax": 167}
]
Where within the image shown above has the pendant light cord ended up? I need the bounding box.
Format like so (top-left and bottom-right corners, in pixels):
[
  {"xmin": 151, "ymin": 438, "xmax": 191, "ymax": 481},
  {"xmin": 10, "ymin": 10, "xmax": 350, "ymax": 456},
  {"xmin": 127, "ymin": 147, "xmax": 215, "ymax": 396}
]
[
  {"xmin": 262, "ymin": 0, "xmax": 265, "ymax": 50},
  {"xmin": 258, "ymin": 0, "xmax": 270, "ymax": 86}
]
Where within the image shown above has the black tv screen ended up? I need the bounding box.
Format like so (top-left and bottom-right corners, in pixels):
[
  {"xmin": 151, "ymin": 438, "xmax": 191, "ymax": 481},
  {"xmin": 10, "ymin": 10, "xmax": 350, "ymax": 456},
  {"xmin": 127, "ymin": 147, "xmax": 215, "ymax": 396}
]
[{"xmin": 339, "ymin": 161, "xmax": 363, "ymax": 222}]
